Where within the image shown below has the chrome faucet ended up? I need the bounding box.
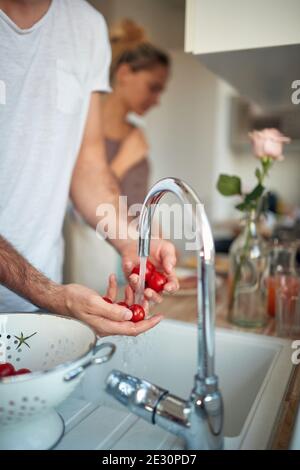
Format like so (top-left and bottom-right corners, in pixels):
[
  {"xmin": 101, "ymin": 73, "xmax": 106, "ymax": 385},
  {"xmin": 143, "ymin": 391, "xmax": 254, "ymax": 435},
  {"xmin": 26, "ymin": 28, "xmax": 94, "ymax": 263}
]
[{"xmin": 105, "ymin": 177, "xmax": 224, "ymax": 450}]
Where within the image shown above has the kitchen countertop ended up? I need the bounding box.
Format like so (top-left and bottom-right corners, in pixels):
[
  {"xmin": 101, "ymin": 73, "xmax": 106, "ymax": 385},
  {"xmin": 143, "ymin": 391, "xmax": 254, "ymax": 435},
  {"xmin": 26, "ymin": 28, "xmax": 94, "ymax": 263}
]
[{"xmin": 151, "ymin": 286, "xmax": 300, "ymax": 450}]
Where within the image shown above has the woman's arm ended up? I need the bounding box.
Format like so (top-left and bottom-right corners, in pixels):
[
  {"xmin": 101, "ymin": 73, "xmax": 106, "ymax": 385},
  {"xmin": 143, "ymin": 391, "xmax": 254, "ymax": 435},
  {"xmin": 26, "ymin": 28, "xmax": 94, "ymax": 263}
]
[{"xmin": 110, "ymin": 128, "xmax": 149, "ymax": 180}]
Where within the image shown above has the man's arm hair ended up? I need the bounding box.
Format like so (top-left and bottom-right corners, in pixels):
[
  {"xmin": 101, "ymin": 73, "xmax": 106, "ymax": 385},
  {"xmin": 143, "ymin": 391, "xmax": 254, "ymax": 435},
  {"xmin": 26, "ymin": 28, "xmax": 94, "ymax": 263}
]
[{"xmin": 0, "ymin": 235, "xmax": 64, "ymax": 312}]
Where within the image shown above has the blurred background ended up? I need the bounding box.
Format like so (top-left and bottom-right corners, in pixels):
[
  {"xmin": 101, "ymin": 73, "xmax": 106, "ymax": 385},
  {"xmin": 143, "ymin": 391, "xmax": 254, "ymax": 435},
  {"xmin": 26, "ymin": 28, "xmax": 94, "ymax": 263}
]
[{"xmin": 64, "ymin": 0, "xmax": 300, "ymax": 291}]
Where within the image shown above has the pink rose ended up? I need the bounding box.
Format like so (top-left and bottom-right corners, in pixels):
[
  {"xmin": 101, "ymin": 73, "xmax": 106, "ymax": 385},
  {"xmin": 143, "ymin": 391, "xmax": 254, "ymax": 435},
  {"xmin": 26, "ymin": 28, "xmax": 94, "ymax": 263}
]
[{"xmin": 248, "ymin": 128, "xmax": 290, "ymax": 161}]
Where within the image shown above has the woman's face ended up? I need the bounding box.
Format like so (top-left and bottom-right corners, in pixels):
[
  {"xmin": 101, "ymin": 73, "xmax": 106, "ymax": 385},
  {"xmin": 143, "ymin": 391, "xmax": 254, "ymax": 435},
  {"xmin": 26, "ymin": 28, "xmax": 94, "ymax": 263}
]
[{"xmin": 117, "ymin": 64, "xmax": 170, "ymax": 115}]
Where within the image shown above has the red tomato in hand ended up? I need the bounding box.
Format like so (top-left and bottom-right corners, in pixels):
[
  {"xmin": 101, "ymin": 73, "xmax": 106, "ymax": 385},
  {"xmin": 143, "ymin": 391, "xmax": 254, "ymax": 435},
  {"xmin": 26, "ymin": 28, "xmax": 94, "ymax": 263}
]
[
  {"xmin": 147, "ymin": 271, "xmax": 167, "ymax": 293},
  {"xmin": 0, "ymin": 362, "xmax": 15, "ymax": 378},
  {"xmin": 129, "ymin": 304, "xmax": 145, "ymax": 323},
  {"xmin": 15, "ymin": 368, "xmax": 31, "ymax": 375},
  {"xmin": 131, "ymin": 260, "xmax": 155, "ymax": 283},
  {"xmin": 103, "ymin": 296, "xmax": 113, "ymax": 304},
  {"xmin": 117, "ymin": 301, "xmax": 129, "ymax": 308}
]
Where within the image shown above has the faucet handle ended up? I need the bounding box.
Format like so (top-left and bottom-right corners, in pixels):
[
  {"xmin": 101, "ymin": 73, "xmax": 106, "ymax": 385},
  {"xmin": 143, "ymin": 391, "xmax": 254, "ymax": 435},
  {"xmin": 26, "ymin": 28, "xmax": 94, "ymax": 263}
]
[{"xmin": 105, "ymin": 370, "xmax": 168, "ymax": 424}]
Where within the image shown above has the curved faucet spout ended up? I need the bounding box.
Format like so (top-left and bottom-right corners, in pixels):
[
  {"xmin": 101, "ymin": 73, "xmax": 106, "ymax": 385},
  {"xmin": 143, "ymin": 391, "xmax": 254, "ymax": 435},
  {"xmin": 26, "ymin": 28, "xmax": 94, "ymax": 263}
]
[
  {"xmin": 106, "ymin": 177, "xmax": 223, "ymax": 450},
  {"xmin": 138, "ymin": 177, "xmax": 215, "ymax": 380}
]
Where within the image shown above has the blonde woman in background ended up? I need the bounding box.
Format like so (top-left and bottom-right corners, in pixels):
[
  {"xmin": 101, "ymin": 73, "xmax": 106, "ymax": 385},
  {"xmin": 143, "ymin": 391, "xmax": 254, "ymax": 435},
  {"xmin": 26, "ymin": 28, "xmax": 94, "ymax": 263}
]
[
  {"xmin": 103, "ymin": 19, "xmax": 170, "ymax": 207},
  {"xmin": 63, "ymin": 19, "xmax": 171, "ymax": 293}
]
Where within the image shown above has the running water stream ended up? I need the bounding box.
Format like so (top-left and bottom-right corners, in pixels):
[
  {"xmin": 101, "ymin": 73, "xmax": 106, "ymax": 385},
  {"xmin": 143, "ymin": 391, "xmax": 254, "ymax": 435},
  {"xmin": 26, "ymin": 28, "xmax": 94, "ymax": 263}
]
[
  {"xmin": 120, "ymin": 257, "xmax": 150, "ymax": 376},
  {"xmin": 134, "ymin": 256, "xmax": 147, "ymax": 305}
]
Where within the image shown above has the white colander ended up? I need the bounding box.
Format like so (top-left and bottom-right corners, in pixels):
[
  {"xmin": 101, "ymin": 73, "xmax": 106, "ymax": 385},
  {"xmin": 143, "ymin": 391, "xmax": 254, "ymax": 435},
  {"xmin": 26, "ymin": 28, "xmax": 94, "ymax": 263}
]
[{"xmin": 0, "ymin": 312, "xmax": 116, "ymax": 450}]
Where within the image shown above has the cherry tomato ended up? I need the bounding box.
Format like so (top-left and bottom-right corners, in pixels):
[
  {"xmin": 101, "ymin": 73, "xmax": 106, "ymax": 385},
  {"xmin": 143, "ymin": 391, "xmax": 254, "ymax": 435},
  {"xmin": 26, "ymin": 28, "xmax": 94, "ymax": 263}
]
[
  {"xmin": 103, "ymin": 296, "xmax": 113, "ymax": 304},
  {"xmin": 147, "ymin": 271, "xmax": 167, "ymax": 293},
  {"xmin": 131, "ymin": 260, "xmax": 155, "ymax": 283},
  {"xmin": 0, "ymin": 362, "xmax": 15, "ymax": 378},
  {"xmin": 129, "ymin": 304, "xmax": 145, "ymax": 323},
  {"xmin": 15, "ymin": 368, "xmax": 31, "ymax": 375},
  {"xmin": 117, "ymin": 301, "xmax": 129, "ymax": 308}
]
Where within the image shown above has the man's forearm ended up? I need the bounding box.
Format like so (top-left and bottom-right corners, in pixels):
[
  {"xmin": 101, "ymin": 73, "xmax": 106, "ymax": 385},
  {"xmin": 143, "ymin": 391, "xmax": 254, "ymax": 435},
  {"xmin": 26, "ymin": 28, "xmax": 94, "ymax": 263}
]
[
  {"xmin": 70, "ymin": 93, "xmax": 137, "ymax": 255},
  {"xmin": 70, "ymin": 142, "xmax": 136, "ymax": 254},
  {"xmin": 0, "ymin": 236, "xmax": 65, "ymax": 313}
]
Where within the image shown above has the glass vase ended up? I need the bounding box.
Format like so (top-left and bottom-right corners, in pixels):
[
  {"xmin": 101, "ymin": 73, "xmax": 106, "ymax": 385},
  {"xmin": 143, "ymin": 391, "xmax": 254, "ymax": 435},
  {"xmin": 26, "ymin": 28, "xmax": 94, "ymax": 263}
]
[{"xmin": 227, "ymin": 209, "xmax": 268, "ymax": 328}]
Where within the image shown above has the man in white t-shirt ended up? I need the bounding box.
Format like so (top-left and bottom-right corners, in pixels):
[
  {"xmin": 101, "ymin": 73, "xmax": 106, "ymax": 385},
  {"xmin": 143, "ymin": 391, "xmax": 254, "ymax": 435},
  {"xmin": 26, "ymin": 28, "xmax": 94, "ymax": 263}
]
[{"xmin": 0, "ymin": 0, "xmax": 178, "ymax": 336}]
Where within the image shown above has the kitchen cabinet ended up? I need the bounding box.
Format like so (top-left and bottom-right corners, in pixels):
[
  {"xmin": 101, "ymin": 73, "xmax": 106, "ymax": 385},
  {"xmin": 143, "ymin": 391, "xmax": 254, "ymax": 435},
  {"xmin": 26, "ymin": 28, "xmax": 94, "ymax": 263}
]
[
  {"xmin": 185, "ymin": 0, "xmax": 300, "ymax": 54},
  {"xmin": 185, "ymin": 0, "xmax": 300, "ymax": 111}
]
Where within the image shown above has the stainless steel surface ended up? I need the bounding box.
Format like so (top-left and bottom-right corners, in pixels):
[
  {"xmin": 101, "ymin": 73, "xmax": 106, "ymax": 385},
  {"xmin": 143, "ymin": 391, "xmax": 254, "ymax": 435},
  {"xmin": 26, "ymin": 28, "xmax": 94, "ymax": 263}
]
[
  {"xmin": 106, "ymin": 370, "xmax": 168, "ymax": 423},
  {"xmin": 106, "ymin": 177, "xmax": 224, "ymax": 450},
  {"xmin": 64, "ymin": 343, "xmax": 116, "ymax": 382}
]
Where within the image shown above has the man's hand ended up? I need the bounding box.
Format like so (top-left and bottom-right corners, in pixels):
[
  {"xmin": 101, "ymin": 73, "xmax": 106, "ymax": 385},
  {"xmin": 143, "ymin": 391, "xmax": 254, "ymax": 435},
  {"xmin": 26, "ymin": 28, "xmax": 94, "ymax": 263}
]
[
  {"xmin": 121, "ymin": 239, "xmax": 179, "ymax": 304},
  {"xmin": 0, "ymin": 236, "xmax": 162, "ymax": 336},
  {"xmin": 62, "ymin": 275, "xmax": 163, "ymax": 337}
]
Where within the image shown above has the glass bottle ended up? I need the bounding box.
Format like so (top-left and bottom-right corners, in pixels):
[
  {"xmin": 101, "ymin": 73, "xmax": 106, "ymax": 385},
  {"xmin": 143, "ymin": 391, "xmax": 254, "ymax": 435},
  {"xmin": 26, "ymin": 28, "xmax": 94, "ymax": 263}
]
[{"xmin": 227, "ymin": 209, "xmax": 268, "ymax": 328}]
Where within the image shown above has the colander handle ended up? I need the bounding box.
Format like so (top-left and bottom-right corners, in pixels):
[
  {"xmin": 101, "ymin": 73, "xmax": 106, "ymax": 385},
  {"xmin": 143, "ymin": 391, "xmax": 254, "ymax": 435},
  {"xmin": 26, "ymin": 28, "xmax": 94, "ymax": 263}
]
[{"xmin": 63, "ymin": 342, "xmax": 116, "ymax": 382}]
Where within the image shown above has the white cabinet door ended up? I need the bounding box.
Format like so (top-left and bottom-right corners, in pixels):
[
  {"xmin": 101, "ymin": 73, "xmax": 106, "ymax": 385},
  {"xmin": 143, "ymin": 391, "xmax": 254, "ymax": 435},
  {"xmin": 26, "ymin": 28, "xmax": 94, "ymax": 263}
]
[{"xmin": 185, "ymin": 0, "xmax": 300, "ymax": 54}]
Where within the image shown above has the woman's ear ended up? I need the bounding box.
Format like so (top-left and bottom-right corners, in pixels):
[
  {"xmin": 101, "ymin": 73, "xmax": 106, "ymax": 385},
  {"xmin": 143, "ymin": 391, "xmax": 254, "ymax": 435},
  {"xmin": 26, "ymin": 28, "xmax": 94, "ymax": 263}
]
[{"xmin": 115, "ymin": 63, "xmax": 133, "ymax": 85}]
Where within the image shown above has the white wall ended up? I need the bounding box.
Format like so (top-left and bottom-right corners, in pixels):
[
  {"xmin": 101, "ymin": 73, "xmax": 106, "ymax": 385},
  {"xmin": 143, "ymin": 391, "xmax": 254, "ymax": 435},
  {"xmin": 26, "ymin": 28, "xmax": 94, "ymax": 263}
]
[
  {"xmin": 146, "ymin": 51, "xmax": 218, "ymax": 215},
  {"xmin": 89, "ymin": 0, "xmax": 185, "ymax": 50}
]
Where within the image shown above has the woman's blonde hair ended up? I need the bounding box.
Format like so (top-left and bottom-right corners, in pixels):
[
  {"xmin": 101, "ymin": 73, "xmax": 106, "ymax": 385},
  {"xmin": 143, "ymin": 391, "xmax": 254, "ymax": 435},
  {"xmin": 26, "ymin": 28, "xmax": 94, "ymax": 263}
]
[{"xmin": 109, "ymin": 19, "xmax": 170, "ymax": 84}]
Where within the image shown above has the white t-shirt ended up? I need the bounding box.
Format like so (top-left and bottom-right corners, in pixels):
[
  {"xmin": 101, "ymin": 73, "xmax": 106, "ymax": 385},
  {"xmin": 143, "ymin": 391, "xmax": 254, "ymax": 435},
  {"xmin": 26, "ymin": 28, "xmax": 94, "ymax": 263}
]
[{"xmin": 0, "ymin": 0, "xmax": 111, "ymax": 312}]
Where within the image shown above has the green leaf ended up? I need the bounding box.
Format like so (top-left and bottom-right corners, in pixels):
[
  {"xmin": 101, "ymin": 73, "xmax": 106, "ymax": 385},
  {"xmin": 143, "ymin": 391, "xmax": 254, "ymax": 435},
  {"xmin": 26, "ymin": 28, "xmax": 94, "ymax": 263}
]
[
  {"xmin": 217, "ymin": 174, "xmax": 242, "ymax": 196},
  {"xmin": 245, "ymin": 184, "xmax": 265, "ymax": 204},
  {"xmin": 235, "ymin": 202, "xmax": 249, "ymax": 212}
]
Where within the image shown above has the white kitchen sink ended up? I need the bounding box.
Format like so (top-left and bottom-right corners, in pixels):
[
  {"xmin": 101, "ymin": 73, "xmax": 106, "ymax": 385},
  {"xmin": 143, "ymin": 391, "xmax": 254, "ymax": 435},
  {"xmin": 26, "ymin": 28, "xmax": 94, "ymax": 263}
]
[{"xmin": 56, "ymin": 319, "xmax": 295, "ymax": 450}]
